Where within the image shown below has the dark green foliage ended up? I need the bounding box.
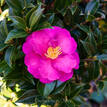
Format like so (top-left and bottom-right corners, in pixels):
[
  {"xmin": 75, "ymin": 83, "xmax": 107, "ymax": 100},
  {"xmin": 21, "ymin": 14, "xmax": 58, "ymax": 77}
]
[{"xmin": 0, "ymin": 0, "xmax": 107, "ymax": 106}]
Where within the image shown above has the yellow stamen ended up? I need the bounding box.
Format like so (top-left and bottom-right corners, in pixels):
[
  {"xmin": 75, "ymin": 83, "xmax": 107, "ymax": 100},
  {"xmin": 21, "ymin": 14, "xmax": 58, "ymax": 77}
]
[{"xmin": 45, "ymin": 46, "xmax": 62, "ymax": 59}]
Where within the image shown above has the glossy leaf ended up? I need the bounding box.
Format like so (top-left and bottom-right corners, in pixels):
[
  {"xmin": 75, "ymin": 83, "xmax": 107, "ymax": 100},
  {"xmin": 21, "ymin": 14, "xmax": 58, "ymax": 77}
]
[
  {"xmin": 9, "ymin": 16, "xmax": 26, "ymax": 30},
  {"xmin": 0, "ymin": 19, "xmax": 8, "ymax": 37},
  {"xmin": 16, "ymin": 89, "xmax": 36, "ymax": 104},
  {"xmin": 29, "ymin": 5, "xmax": 44, "ymax": 29},
  {"xmin": 0, "ymin": 60, "xmax": 11, "ymax": 73},
  {"xmin": 90, "ymin": 91, "xmax": 104, "ymax": 103},
  {"xmin": 97, "ymin": 54, "xmax": 107, "ymax": 61},
  {"xmin": 25, "ymin": 6, "xmax": 38, "ymax": 25},
  {"xmin": 77, "ymin": 24, "xmax": 90, "ymax": 35},
  {"xmin": 0, "ymin": 44, "xmax": 8, "ymax": 51},
  {"xmin": 4, "ymin": 46, "xmax": 15, "ymax": 67},
  {"xmin": 6, "ymin": 0, "xmax": 23, "ymax": 12},
  {"xmin": 53, "ymin": 81, "xmax": 67, "ymax": 94},
  {"xmin": 43, "ymin": 82, "xmax": 56, "ymax": 96},
  {"xmin": 5, "ymin": 29, "xmax": 27, "ymax": 43},
  {"xmin": 85, "ymin": 0, "xmax": 99, "ymax": 16}
]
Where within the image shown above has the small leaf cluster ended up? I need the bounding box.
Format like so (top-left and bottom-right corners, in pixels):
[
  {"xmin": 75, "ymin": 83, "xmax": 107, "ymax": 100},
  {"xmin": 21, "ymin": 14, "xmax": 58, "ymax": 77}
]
[{"xmin": 0, "ymin": 0, "xmax": 107, "ymax": 106}]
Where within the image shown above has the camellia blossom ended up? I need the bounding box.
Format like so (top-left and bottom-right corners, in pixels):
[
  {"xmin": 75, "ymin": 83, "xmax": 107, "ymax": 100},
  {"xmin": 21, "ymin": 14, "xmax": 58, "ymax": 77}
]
[{"xmin": 22, "ymin": 26, "xmax": 80, "ymax": 83}]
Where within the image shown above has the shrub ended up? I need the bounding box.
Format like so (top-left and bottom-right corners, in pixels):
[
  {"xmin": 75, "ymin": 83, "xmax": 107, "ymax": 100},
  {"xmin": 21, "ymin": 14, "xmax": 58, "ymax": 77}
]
[{"xmin": 0, "ymin": 0, "xmax": 107, "ymax": 106}]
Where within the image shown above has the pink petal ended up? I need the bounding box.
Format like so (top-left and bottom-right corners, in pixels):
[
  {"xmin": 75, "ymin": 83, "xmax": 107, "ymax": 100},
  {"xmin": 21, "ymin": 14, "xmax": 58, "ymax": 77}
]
[
  {"xmin": 73, "ymin": 52, "xmax": 80, "ymax": 69},
  {"xmin": 40, "ymin": 78, "xmax": 53, "ymax": 84},
  {"xmin": 27, "ymin": 67, "xmax": 41, "ymax": 79},
  {"xmin": 24, "ymin": 52, "xmax": 60, "ymax": 81},
  {"xmin": 31, "ymin": 26, "xmax": 64, "ymax": 55},
  {"xmin": 52, "ymin": 53, "xmax": 80, "ymax": 73},
  {"xmin": 38, "ymin": 59, "xmax": 60, "ymax": 81},
  {"xmin": 51, "ymin": 28, "xmax": 77, "ymax": 54},
  {"xmin": 24, "ymin": 53, "xmax": 41, "ymax": 78},
  {"xmin": 59, "ymin": 71, "xmax": 73, "ymax": 82},
  {"xmin": 22, "ymin": 42, "xmax": 32, "ymax": 54},
  {"xmin": 24, "ymin": 53, "xmax": 39, "ymax": 67},
  {"xmin": 31, "ymin": 30, "xmax": 52, "ymax": 55},
  {"xmin": 22, "ymin": 34, "xmax": 33, "ymax": 54}
]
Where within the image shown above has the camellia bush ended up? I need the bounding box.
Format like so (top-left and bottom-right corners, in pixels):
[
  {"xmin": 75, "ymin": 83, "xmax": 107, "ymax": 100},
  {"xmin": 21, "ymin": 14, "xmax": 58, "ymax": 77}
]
[{"xmin": 0, "ymin": 0, "xmax": 107, "ymax": 106}]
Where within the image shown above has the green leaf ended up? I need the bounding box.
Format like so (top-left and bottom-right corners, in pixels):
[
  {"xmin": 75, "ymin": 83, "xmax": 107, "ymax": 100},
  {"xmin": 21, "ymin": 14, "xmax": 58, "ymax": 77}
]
[
  {"xmin": 80, "ymin": 32, "xmax": 97, "ymax": 56},
  {"xmin": 85, "ymin": 0, "xmax": 99, "ymax": 16},
  {"xmin": 0, "ymin": 60, "xmax": 11, "ymax": 73},
  {"xmin": 0, "ymin": 0, "xmax": 5, "ymax": 6},
  {"xmin": 59, "ymin": 101, "xmax": 75, "ymax": 107},
  {"xmin": 6, "ymin": 0, "xmax": 23, "ymax": 12},
  {"xmin": 54, "ymin": 0, "xmax": 72, "ymax": 10},
  {"xmin": 86, "ymin": 14, "xmax": 95, "ymax": 21},
  {"xmin": 29, "ymin": 5, "xmax": 44, "ymax": 29},
  {"xmin": 94, "ymin": 27, "xmax": 102, "ymax": 45},
  {"xmin": 87, "ymin": 61, "xmax": 100, "ymax": 81},
  {"xmin": 80, "ymin": 40, "xmax": 92, "ymax": 56},
  {"xmin": 88, "ymin": 33, "xmax": 97, "ymax": 53},
  {"xmin": 16, "ymin": 89, "xmax": 36, "ymax": 104},
  {"xmin": 64, "ymin": 83, "xmax": 83, "ymax": 98},
  {"xmin": 37, "ymin": 21, "xmax": 51, "ymax": 30},
  {"xmin": 25, "ymin": 6, "xmax": 38, "ymax": 25},
  {"xmin": 71, "ymin": 98, "xmax": 81, "ymax": 106},
  {"xmin": 9, "ymin": 16, "xmax": 26, "ymax": 30},
  {"xmin": 98, "ymin": 81, "xmax": 104, "ymax": 90},
  {"xmin": 90, "ymin": 91, "xmax": 104, "ymax": 103},
  {"xmin": 77, "ymin": 24, "xmax": 90, "ymax": 35},
  {"xmin": 53, "ymin": 81, "xmax": 67, "ymax": 94},
  {"xmin": 102, "ymin": 81, "xmax": 107, "ymax": 98},
  {"xmin": 48, "ymin": 13, "xmax": 55, "ymax": 24},
  {"xmin": 4, "ymin": 46, "xmax": 15, "ymax": 67},
  {"xmin": 0, "ymin": 19, "xmax": 8, "ymax": 37},
  {"xmin": 70, "ymin": 86, "xmax": 83, "ymax": 98},
  {"xmin": 23, "ymin": 71, "xmax": 35, "ymax": 86},
  {"xmin": 97, "ymin": 54, "xmax": 107, "ymax": 60},
  {"xmin": 5, "ymin": 29, "xmax": 27, "ymax": 43},
  {"xmin": 43, "ymin": 82, "xmax": 56, "ymax": 96},
  {"xmin": 69, "ymin": 5, "xmax": 78, "ymax": 15},
  {"xmin": 93, "ymin": 61, "xmax": 100, "ymax": 79},
  {"xmin": 0, "ymin": 44, "xmax": 8, "ymax": 52},
  {"xmin": 4, "ymin": 70, "xmax": 22, "ymax": 80},
  {"xmin": 37, "ymin": 82, "xmax": 44, "ymax": 96}
]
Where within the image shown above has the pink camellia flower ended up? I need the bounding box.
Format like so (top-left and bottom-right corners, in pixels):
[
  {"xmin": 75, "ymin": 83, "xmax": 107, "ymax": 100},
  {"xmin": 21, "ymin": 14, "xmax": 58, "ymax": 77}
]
[{"xmin": 22, "ymin": 26, "xmax": 80, "ymax": 84}]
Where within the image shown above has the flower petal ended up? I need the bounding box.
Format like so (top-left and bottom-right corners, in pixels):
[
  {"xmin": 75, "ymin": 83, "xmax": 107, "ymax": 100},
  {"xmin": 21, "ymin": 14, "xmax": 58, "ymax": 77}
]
[
  {"xmin": 73, "ymin": 52, "xmax": 80, "ymax": 69},
  {"xmin": 27, "ymin": 67, "xmax": 41, "ymax": 79},
  {"xmin": 31, "ymin": 30, "xmax": 51, "ymax": 55},
  {"xmin": 22, "ymin": 35, "xmax": 33, "ymax": 54},
  {"xmin": 31, "ymin": 26, "xmax": 64, "ymax": 55},
  {"xmin": 22, "ymin": 42, "xmax": 32, "ymax": 54},
  {"xmin": 38, "ymin": 59, "xmax": 60, "ymax": 81},
  {"xmin": 40, "ymin": 78, "xmax": 53, "ymax": 84},
  {"xmin": 52, "ymin": 52, "xmax": 80, "ymax": 73},
  {"xmin": 24, "ymin": 53, "xmax": 41, "ymax": 78},
  {"xmin": 59, "ymin": 71, "xmax": 73, "ymax": 82},
  {"xmin": 52, "ymin": 28, "xmax": 77, "ymax": 54},
  {"xmin": 24, "ymin": 53, "xmax": 40, "ymax": 67},
  {"xmin": 24, "ymin": 53, "xmax": 60, "ymax": 81}
]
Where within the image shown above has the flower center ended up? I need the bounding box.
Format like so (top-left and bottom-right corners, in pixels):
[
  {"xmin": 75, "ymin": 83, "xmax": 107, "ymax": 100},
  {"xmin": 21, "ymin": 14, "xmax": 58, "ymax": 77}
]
[{"xmin": 45, "ymin": 46, "xmax": 62, "ymax": 59}]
